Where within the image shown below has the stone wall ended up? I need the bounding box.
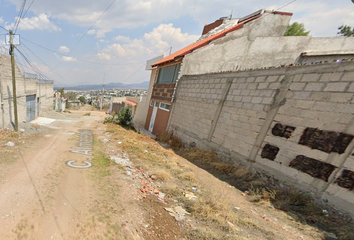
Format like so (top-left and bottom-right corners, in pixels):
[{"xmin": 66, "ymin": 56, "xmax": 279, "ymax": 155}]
[{"xmin": 169, "ymin": 61, "xmax": 354, "ymax": 217}]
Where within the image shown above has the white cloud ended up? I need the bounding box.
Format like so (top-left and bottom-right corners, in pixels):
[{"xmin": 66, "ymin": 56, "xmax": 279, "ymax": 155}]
[
  {"xmin": 288, "ymin": 3, "xmax": 354, "ymax": 37},
  {"xmin": 87, "ymin": 29, "xmax": 96, "ymax": 35},
  {"xmin": 59, "ymin": 46, "xmax": 70, "ymax": 53},
  {"xmin": 62, "ymin": 56, "xmax": 77, "ymax": 62},
  {"xmin": 6, "ymin": 13, "xmax": 61, "ymax": 32},
  {"xmin": 96, "ymin": 29, "xmax": 112, "ymax": 38},
  {"xmin": 114, "ymin": 35, "xmax": 131, "ymax": 42},
  {"xmin": 97, "ymin": 52, "xmax": 111, "ymax": 60},
  {"xmin": 103, "ymin": 23, "xmax": 198, "ymax": 59}
]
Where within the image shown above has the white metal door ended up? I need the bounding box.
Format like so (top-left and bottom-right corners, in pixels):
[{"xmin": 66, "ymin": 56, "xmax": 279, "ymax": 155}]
[{"xmin": 149, "ymin": 101, "xmax": 159, "ymax": 132}]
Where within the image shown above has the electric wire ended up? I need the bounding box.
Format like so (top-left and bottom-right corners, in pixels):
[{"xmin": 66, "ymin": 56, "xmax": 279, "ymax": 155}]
[
  {"xmin": 21, "ymin": 37, "xmax": 144, "ymax": 66},
  {"xmin": 16, "ymin": 40, "xmax": 78, "ymax": 87},
  {"xmin": 14, "ymin": 0, "xmax": 27, "ymax": 34},
  {"xmin": 16, "ymin": 47, "xmax": 48, "ymax": 80},
  {"xmin": 22, "ymin": 0, "xmax": 35, "ymax": 19},
  {"xmin": 50, "ymin": 0, "xmax": 116, "ymax": 72},
  {"xmin": 0, "ymin": 25, "xmax": 8, "ymax": 32},
  {"xmin": 17, "ymin": 46, "xmax": 73, "ymax": 87}
]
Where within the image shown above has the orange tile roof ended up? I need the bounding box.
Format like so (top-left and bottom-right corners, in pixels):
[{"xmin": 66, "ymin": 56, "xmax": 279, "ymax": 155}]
[
  {"xmin": 151, "ymin": 11, "xmax": 292, "ymax": 67},
  {"xmin": 124, "ymin": 100, "xmax": 137, "ymax": 106}
]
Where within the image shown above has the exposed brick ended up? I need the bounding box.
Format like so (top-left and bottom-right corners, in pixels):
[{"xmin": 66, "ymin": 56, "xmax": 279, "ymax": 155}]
[
  {"xmin": 258, "ymin": 83, "xmax": 269, "ymax": 89},
  {"xmin": 289, "ymin": 155, "xmax": 336, "ymax": 182},
  {"xmin": 319, "ymin": 73, "xmax": 343, "ymax": 82},
  {"xmin": 255, "ymin": 76, "xmax": 266, "ymax": 83},
  {"xmin": 329, "ymin": 93, "xmax": 353, "ymax": 103},
  {"xmin": 261, "ymin": 144, "xmax": 280, "ymax": 161},
  {"xmin": 289, "ymin": 82, "xmax": 306, "ymax": 91},
  {"xmin": 305, "ymin": 82, "xmax": 325, "ymax": 91},
  {"xmin": 251, "ymin": 97, "xmax": 262, "ymax": 104},
  {"xmin": 301, "ymin": 73, "xmax": 321, "ymax": 82},
  {"xmin": 342, "ymin": 72, "xmax": 354, "ymax": 81},
  {"xmin": 324, "ymin": 82, "xmax": 349, "ymax": 92}
]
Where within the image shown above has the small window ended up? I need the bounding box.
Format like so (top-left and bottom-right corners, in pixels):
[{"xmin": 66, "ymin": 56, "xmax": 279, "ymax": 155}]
[
  {"xmin": 150, "ymin": 100, "xmax": 154, "ymax": 107},
  {"xmin": 155, "ymin": 101, "xmax": 159, "ymax": 107},
  {"xmin": 157, "ymin": 64, "xmax": 181, "ymax": 84},
  {"xmin": 159, "ymin": 102, "xmax": 171, "ymax": 111}
]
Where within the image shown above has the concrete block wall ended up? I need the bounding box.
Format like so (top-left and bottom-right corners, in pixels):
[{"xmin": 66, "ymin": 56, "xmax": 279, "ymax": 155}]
[
  {"xmin": 37, "ymin": 83, "xmax": 54, "ymax": 112},
  {"xmin": 0, "ymin": 54, "xmax": 27, "ymax": 129},
  {"xmin": 169, "ymin": 61, "xmax": 354, "ymax": 217}
]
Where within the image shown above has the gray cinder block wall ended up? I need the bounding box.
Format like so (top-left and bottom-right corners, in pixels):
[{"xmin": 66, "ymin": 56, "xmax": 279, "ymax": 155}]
[
  {"xmin": 169, "ymin": 61, "xmax": 354, "ymax": 217},
  {"xmin": 0, "ymin": 54, "xmax": 27, "ymax": 129},
  {"xmin": 0, "ymin": 54, "xmax": 54, "ymax": 129}
]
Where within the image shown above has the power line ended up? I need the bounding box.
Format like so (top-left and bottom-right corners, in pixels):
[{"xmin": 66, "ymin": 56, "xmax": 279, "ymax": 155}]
[
  {"xmin": 0, "ymin": 25, "xmax": 8, "ymax": 32},
  {"xmin": 14, "ymin": 0, "xmax": 27, "ymax": 34},
  {"xmin": 19, "ymin": 43, "xmax": 76, "ymax": 87},
  {"xmin": 50, "ymin": 0, "xmax": 116, "ymax": 72},
  {"xmin": 22, "ymin": 0, "xmax": 35, "ymax": 19},
  {"xmin": 121, "ymin": 64, "xmax": 145, "ymax": 83},
  {"xmin": 21, "ymin": 37, "xmax": 143, "ymax": 66}
]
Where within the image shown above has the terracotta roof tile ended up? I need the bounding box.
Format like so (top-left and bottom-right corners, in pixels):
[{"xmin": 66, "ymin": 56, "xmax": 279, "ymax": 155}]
[{"xmin": 124, "ymin": 100, "xmax": 137, "ymax": 106}]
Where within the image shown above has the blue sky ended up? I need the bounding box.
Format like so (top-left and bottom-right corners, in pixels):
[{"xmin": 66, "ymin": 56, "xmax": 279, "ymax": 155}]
[{"xmin": 0, "ymin": 0, "xmax": 354, "ymax": 87}]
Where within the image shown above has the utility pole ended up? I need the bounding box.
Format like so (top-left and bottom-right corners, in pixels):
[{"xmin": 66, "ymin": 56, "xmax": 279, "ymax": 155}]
[
  {"xmin": 9, "ymin": 30, "xmax": 19, "ymax": 131},
  {"xmin": 100, "ymin": 73, "xmax": 105, "ymax": 111}
]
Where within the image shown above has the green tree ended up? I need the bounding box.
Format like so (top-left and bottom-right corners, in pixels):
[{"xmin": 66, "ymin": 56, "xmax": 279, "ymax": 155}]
[
  {"xmin": 65, "ymin": 91, "xmax": 76, "ymax": 101},
  {"xmin": 338, "ymin": 25, "xmax": 354, "ymax": 37},
  {"xmin": 284, "ymin": 22, "xmax": 310, "ymax": 36},
  {"xmin": 118, "ymin": 107, "xmax": 132, "ymax": 126},
  {"xmin": 57, "ymin": 88, "xmax": 65, "ymax": 97},
  {"xmin": 78, "ymin": 96, "xmax": 86, "ymax": 104}
]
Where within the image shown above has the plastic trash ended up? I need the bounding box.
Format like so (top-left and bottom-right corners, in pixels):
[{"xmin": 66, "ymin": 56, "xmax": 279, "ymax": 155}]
[{"xmin": 5, "ymin": 142, "xmax": 15, "ymax": 147}]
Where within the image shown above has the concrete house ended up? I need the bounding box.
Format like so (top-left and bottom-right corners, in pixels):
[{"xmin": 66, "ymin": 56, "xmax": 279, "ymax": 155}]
[
  {"xmin": 0, "ymin": 53, "xmax": 54, "ymax": 130},
  {"xmin": 162, "ymin": 10, "xmax": 354, "ymax": 216},
  {"xmin": 144, "ymin": 10, "xmax": 290, "ymax": 135}
]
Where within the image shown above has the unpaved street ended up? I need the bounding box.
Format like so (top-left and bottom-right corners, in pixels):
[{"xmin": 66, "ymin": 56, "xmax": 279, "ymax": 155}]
[
  {"xmin": 1, "ymin": 108, "xmax": 353, "ymax": 240},
  {"xmin": 0, "ymin": 109, "xmax": 158, "ymax": 239}
]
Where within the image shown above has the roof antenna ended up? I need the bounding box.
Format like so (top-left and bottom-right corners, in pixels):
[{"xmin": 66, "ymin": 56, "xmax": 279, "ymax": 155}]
[{"xmin": 229, "ymin": 10, "xmax": 233, "ymax": 20}]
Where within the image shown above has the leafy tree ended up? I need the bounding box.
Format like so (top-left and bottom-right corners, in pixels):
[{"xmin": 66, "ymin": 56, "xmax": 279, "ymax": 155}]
[
  {"xmin": 78, "ymin": 96, "xmax": 86, "ymax": 104},
  {"xmin": 284, "ymin": 22, "xmax": 310, "ymax": 36},
  {"xmin": 57, "ymin": 88, "xmax": 65, "ymax": 97},
  {"xmin": 338, "ymin": 25, "xmax": 354, "ymax": 37},
  {"xmin": 118, "ymin": 107, "xmax": 132, "ymax": 126},
  {"xmin": 65, "ymin": 91, "xmax": 76, "ymax": 101}
]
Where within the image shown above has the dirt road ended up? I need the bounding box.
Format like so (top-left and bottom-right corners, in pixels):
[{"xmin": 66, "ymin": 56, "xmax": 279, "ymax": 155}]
[
  {"xmin": 0, "ymin": 109, "xmax": 160, "ymax": 239},
  {"xmin": 1, "ymin": 108, "xmax": 352, "ymax": 240}
]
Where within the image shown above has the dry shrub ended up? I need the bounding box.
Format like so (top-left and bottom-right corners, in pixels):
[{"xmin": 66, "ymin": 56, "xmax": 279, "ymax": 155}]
[
  {"xmin": 272, "ymin": 187, "xmax": 313, "ymax": 211},
  {"xmin": 187, "ymin": 192, "xmax": 239, "ymax": 234},
  {"xmin": 210, "ymin": 162, "xmax": 237, "ymax": 175},
  {"xmin": 181, "ymin": 148, "xmax": 218, "ymax": 163},
  {"xmin": 9, "ymin": 132, "xmax": 19, "ymax": 138},
  {"xmin": 178, "ymin": 172, "xmax": 198, "ymax": 183},
  {"xmin": 248, "ymin": 186, "xmax": 277, "ymax": 203},
  {"xmin": 152, "ymin": 169, "xmax": 171, "ymax": 181},
  {"xmin": 161, "ymin": 183, "xmax": 182, "ymax": 198},
  {"xmin": 157, "ymin": 131, "xmax": 183, "ymax": 149}
]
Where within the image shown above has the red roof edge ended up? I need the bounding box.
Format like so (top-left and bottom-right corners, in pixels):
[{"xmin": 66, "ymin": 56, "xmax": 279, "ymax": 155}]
[
  {"xmin": 273, "ymin": 11, "xmax": 293, "ymax": 16},
  {"xmin": 124, "ymin": 100, "xmax": 137, "ymax": 106}
]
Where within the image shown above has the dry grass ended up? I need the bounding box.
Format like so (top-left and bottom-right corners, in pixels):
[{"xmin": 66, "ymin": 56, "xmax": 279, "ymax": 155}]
[
  {"xmin": 152, "ymin": 169, "xmax": 171, "ymax": 181},
  {"xmin": 178, "ymin": 172, "xmax": 198, "ymax": 183},
  {"xmin": 157, "ymin": 131, "xmax": 183, "ymax": 149},
  {"xmin": 104, "ymin": 123, "xmax": 354, "ymax": 240},
  {"xmin": 181, "ymin": 148, "xmax": 218, "ymax": 163}
]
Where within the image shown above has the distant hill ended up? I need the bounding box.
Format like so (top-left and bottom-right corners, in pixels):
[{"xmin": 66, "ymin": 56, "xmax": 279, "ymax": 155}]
[{"xmin": 55, "ymin": 81, "xmax": 149, "ymax": 91}]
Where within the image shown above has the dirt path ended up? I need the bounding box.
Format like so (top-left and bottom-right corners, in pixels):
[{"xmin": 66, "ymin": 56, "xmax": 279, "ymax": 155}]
[
  {"xmin": 1, "ymin": 108, "xmax": 351, "ymax": 240},
  {"xmin": 0, "ymin": 109, "xmax": 158, "ymax": 239}
]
